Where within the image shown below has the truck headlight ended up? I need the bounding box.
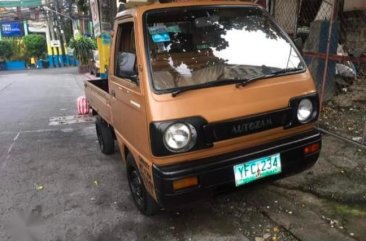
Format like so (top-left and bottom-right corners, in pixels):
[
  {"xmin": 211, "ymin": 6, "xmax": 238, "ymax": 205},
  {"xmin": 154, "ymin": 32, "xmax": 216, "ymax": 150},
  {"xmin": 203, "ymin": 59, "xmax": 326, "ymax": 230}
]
[
  {"xmin": 297, "ymin": 98, "xmax": 313, "ymax": 123},
  {"xmin": 164, "ymin": 123, "xmax": 197, "ymax": 152}
]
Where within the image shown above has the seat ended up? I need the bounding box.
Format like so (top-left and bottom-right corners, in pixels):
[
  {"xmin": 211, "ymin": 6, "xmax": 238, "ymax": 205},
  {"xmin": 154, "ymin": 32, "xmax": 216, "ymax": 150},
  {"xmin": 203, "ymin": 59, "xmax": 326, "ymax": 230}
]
[
  {"xmin": 152, "ymin": 71, "xmax": 176, "ymax": 90},
  {"xmin": 177, "ymin": 64, "xmax": 225, "ymax": 87}
]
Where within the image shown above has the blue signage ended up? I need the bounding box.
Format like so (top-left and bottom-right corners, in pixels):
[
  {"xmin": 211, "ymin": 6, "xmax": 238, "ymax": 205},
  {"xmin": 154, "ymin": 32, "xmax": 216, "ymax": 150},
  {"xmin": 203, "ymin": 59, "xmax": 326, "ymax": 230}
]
[
  {"xmin": 152, "ymin": 33, "xmax": 170, "ymax": 43},
  {"xmin": 101, "ymin": 32, "xmax": 111, "ymax": 45},
  {"xmin": 1, "ymin": 22, "xmax": 23, "ymax": 37}
]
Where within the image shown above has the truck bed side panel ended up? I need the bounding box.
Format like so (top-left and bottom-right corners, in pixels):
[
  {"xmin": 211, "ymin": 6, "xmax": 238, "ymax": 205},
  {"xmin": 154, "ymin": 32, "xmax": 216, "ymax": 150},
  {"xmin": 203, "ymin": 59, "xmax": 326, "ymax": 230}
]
[{"xmin": 84, "ymin": 79, "xmax": 112, "ymax": 124}]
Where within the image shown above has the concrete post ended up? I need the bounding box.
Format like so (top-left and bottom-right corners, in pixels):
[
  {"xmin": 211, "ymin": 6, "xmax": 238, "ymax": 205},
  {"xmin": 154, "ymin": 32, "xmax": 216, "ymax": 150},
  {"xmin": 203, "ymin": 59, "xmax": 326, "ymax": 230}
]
[
  {"xmin": 54, "ymin": 26, "xmax": 64, "ymax": 67},
  {"xmin": 46, "ymin": 11, "xmax": 55, "ymax": 67},
  {"xmin": 49, "ymin": 19, "xmax": 59, "ymax": 67},
  {"xmin": 23, "ymin": 20, "xmax": 28, "ymax": 35}
]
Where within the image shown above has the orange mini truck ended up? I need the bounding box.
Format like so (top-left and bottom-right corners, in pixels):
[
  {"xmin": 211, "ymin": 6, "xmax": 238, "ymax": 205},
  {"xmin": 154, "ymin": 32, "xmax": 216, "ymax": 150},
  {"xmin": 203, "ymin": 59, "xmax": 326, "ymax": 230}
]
[{"xmin": 84, "ymin": 0, "xmax": 322, "ymax": 215}]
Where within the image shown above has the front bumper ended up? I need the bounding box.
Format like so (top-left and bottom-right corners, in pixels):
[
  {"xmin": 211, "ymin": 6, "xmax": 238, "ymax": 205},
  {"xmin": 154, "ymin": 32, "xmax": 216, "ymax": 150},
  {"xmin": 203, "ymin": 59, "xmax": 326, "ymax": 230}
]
[{"xmin": 153, "ymin": 129, "xmax": 321, "ymax": 208}]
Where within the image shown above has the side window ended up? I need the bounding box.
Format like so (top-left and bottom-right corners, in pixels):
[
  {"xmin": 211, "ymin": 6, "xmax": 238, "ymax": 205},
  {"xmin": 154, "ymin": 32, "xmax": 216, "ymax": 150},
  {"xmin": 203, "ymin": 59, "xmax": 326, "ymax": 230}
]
[{"xmin": 115, "ymin": 21, "xmax": 138, "ymax": 84}]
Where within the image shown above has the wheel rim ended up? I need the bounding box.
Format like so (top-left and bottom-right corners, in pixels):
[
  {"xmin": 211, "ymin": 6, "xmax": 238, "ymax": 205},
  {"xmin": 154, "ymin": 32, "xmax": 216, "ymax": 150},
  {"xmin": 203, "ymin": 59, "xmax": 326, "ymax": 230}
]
[{"xmin": 129, "ymin": 168, "xmax": 145, "ymax": 208}]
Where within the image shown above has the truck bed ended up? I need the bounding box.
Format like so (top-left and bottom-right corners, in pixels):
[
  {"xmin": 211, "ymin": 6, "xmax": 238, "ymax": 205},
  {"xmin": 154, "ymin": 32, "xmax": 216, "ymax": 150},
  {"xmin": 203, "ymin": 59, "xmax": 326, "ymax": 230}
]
[{"xmin": 84, "ymin": 79, "xmax": 112, "ymax": 124}]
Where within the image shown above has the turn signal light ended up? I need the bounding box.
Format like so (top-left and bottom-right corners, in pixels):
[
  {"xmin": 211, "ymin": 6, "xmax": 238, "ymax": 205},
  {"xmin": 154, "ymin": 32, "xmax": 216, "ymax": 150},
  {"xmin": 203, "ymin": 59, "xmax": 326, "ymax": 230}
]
[
  {"xmin": 173, "ymin": 176, "xmax": 198, "ymax": 191},
  {"xmin": 304, "ymin": 143, "xmax": 320, "ymax": 155}
]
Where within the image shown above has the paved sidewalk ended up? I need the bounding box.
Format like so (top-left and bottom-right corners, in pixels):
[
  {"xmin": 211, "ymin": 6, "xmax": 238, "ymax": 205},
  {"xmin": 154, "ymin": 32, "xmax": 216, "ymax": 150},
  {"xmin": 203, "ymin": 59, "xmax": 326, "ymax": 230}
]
[{"xmin": 279, "ymin": 134, "xmax": 366, "ymax": 203}]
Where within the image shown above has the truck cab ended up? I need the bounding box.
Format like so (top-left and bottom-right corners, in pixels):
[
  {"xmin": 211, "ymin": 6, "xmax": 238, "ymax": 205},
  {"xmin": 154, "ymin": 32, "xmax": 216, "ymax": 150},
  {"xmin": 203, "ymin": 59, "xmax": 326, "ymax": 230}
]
[{"xmin": 84, "ymin": 0, "xmax": 321, "ymax": 215}]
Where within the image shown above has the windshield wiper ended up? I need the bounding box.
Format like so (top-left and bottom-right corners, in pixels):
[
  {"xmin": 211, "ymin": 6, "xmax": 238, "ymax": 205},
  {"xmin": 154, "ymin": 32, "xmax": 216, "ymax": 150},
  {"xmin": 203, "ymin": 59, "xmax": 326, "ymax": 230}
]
[
  {"xmin": 270, "ymin": 67, "xmax": 304, "ymax": 75},
  {"xmin": 171, "ymin": 79, "xmax": 239, "ymax": 97},
  {"xmin": 235, "ymin": 67, "xmax": 304, "ymax": 88},
  {"xmin": 171, "ymin": 67, "xmax": 304, "ymax": 96}
]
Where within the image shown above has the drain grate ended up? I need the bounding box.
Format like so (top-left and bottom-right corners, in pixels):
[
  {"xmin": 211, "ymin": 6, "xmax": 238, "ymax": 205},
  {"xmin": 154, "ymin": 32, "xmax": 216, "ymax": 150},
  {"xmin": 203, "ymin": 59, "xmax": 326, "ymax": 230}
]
[{"xmin": 49, "ymin": 115, "xmax": 95, "ymax": 126}]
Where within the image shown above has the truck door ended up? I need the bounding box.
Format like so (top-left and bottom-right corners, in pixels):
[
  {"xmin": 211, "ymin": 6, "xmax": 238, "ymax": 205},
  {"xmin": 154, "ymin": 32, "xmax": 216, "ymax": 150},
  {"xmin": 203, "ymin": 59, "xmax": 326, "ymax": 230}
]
[{"xmin": 109, "ymin": 19, "xmax": 149, "ymax": 158}]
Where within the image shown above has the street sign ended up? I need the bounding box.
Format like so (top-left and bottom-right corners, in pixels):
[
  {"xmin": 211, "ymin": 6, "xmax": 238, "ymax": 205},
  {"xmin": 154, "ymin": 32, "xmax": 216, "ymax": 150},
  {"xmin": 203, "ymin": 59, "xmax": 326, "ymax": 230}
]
[
  {"xmin": 50, "ymin": 40, "xmax": 61, "ymax": 47},
  {"xmin": 1, "ymin": 22, "xmax": 23, "ymax": 37},
  {"xmin": 90, "ymin": 0, "xmax": 101, "ymax": 37},
  {"xmin": 102, "ymin": 32, "xmax": 111, "ymax": 45}
]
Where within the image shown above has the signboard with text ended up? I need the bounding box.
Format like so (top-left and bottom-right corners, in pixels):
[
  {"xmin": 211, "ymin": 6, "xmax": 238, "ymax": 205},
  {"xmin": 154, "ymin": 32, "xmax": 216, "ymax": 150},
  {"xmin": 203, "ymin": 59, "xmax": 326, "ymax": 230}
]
[
  {"xmin": 1, "ymin": 22, "xmax": 23, "ymax": 37},
  {"xmin": 50, "ymin": 40, "xmax": 61, "ymax": 48},
  {"xmin": 90, "ymin": 0, "xmax": 101, "ymax": 37}
]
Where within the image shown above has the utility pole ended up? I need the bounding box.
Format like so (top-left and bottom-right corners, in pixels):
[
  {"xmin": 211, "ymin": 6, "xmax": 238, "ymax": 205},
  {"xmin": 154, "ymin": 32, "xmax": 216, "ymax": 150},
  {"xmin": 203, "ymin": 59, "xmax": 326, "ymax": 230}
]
[
  {"xmin": 43, "ymin": 5, "xmax": 76, "ymax": 66},
  {"xmin": 60, "ymin": 28, "xmax": 68, "ymax": 65},
  {"xmin": 54, "ymin": 0, "xmax": 65, "ymax": 66},
  {"xmin": 54, "ymin": 24, "xmax": 64, "ymax": 67},
  {"xmin": 49, "ymin": 15, "xmax": 58, "ymax": 67},
  {"xmin": 46, "ymin": 9, "xmax": 55, "ymax": 67}
]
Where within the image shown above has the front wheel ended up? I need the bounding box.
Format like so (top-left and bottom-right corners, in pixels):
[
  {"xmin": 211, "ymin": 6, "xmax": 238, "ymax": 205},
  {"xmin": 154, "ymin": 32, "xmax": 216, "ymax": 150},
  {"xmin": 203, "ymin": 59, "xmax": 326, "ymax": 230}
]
[{"xmin": 126, "ymin": 154, "xmax": 159, "ymax": 216}]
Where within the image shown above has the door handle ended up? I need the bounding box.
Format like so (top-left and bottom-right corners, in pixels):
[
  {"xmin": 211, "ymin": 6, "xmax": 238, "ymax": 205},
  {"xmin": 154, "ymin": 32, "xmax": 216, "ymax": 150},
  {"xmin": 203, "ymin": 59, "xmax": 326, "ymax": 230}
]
[{"xmin": 111, "ymin": 89, "xmax": 116, "ymax": 97}]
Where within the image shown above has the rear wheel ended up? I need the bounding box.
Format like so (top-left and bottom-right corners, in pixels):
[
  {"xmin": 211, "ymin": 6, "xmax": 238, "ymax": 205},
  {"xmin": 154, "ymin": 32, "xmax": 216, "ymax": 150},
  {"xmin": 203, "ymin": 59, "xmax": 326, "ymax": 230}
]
[
  {"xmin": 95, "ymin": 116, "xmax": 114, "ymax": 155},
  {"xmin": 126, "ymin": 154, "xmax": 159, "ymax": 216}
]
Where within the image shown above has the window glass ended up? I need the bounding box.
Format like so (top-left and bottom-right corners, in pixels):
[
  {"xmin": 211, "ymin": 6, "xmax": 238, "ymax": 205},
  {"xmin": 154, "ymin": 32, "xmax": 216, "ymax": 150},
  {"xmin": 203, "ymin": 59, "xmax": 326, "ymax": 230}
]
[
  {"xmin": 115, "ymin": 22, "xmax": 138, "ymax": 83},
  {"xmin": 145, "ymin": 7, "xmax": 305, "ymax": 91}
]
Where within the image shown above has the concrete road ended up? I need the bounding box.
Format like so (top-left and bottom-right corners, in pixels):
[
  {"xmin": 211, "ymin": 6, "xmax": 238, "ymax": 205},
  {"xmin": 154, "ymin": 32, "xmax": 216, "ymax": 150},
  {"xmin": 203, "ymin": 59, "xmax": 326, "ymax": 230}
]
[{"xmin": 0, "ymin": 68, "xmax": 365, "ymax": 241}]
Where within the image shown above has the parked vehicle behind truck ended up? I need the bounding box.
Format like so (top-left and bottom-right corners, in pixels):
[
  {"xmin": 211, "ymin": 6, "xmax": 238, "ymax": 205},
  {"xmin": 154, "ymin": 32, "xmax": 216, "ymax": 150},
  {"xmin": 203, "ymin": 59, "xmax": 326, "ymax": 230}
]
[{"xmin": 84, "ymin": 0, "xmax": 321, "ymax": 215}]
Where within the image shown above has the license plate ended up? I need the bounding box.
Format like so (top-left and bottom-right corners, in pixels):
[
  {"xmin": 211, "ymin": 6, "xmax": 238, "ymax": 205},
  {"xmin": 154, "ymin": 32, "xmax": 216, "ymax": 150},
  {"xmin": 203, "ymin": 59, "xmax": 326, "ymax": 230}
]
[{"xmin": 233, "ymin": 153, "xmax": 281, "ymax": 187}]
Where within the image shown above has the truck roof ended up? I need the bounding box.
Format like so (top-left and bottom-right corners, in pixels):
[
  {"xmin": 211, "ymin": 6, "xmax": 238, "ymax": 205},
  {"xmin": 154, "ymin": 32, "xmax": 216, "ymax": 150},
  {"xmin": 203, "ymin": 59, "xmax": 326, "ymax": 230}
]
[{"xmin": 116, "ymin": 0, "xmax": 257, "ymax": 19}]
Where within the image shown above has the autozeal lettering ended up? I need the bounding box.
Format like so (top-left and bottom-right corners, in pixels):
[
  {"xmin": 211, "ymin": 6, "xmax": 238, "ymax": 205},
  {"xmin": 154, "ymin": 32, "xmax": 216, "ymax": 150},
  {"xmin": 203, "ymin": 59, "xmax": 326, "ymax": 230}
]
[{"xmin": 232, "ymin": 118, "xmax": 273, "ymax": 135}]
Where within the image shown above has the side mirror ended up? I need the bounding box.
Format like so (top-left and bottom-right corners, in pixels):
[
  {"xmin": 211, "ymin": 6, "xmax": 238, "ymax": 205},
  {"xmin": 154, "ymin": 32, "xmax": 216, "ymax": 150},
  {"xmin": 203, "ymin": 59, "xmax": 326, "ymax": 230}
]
[{"xmin": 117, "ymin": 52, "xmax": 138, "ymax": 83}]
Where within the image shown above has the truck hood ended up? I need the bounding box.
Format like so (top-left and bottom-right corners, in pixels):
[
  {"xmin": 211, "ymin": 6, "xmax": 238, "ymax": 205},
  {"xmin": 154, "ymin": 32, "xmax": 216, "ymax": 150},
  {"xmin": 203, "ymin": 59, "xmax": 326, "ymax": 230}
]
[{"xmin": 148, "ymin": 71, "xmax": 316, "ymax": 123}]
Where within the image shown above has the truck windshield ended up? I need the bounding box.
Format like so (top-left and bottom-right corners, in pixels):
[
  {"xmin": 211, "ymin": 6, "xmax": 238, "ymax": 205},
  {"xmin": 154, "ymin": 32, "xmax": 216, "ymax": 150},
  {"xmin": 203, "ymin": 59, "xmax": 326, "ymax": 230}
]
[{"xmin": 145, "ymin": 6, "xmax": 305, "ymax": 92}]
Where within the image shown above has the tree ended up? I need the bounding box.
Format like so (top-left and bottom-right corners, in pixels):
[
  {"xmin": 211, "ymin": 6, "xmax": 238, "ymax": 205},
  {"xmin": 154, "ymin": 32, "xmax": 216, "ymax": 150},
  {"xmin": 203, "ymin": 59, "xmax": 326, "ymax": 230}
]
[
  {"xmin": 0, "ymin": 40, "xmax": 13, "ymax": 60},
  {"xmin": 7, "ymin": 38, "xmax": 26, "ymax": 60},
  {"xmin": 23, "ymin": 34, "xmax": 47, "ymax": 58},
  {"xmin": 69, "ymin": 36, "xmax": 96, "ymax": 65},
  {"xmin": 75, "ymin": 0, "xmax": 89, "ymax": 34}
]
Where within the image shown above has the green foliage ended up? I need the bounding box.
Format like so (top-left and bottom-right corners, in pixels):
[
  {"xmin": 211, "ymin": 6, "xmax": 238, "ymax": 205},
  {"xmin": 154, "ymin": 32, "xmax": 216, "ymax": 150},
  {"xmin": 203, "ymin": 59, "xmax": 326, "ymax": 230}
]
[
  {"xmin": 75, "ymin": 0, "xmax": 89, "ymax": 14},
  {"xmin": 23, "ymin": 34, "xmax": 47, "ymax": 58},
  {"xmin": 0, "ymin": 40, "xmax": 13, "ymax": 60},
  {"xmin": 7, "ymin": 38, "xmax": 26, "ymax": 60},
  {"xmin": 69, "ymin": 36, "xmax": 96, "ymax": 65}
]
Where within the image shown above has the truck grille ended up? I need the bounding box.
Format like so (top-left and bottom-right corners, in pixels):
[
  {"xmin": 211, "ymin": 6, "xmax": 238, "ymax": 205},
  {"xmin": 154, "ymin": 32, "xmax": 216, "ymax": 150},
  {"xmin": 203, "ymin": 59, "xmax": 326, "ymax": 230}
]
[{"xmin": 203, "ymin": 109, "xmax": 290, "ymax": 142}]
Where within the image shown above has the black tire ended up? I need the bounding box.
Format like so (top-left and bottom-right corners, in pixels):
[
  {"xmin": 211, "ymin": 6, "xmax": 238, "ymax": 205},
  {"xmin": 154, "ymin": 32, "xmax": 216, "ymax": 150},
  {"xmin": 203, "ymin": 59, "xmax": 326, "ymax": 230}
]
[
  {"xmin": 126, "ymin": 154, "xmax": 159, "ymax": 216},
  {"xmin": 95, "ymin": 116, "xmax": 114, "ymax": 155}
]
